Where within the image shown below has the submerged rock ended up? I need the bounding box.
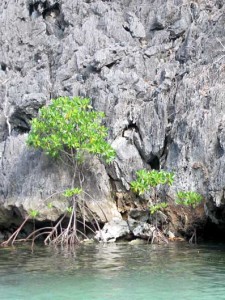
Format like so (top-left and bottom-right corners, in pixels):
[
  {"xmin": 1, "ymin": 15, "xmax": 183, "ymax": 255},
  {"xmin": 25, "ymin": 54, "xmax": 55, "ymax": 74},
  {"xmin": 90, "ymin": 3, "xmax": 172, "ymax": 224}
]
[
  {"xmin": 129, "ymin": 239, "xmax": 146, "ymax": 245},
  {"xmin": 166, "ymin": 231, "xmax": 175, "ymax": 239}
]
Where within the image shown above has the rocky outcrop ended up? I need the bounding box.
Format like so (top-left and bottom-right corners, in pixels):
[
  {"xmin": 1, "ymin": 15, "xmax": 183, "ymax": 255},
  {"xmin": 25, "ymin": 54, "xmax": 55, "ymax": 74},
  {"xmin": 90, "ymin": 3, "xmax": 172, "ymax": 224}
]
[
  {"xmin": 95, "ymin": 217, "xmax": 155, "ymax": 242},
  {"xmin": 1, "ymin": 0, "xmax": 225, "ymax": 228}
]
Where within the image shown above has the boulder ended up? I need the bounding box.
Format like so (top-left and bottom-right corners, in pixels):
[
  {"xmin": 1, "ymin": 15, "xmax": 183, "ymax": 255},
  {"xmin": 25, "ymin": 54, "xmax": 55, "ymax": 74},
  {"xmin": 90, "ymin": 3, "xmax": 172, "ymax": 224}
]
[{"xmin": 95, "ymin": 217, "xmax": 129, "ymax": 243}]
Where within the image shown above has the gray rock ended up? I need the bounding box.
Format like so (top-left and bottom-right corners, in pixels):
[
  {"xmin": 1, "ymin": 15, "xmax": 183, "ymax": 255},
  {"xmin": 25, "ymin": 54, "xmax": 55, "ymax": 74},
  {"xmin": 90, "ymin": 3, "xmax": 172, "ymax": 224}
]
[
  {"xmin": 129, "ymin": 208, "xmax": 149, "ymax": 223},
  {"xmin": 125, "ymin": 12, "xmax": 146, "ymax": 38},
  {"xmin": 128, "ymin": 217, "xmax": 155, "ymax": 240},
  {"xmin": 167, "ymin": 231, "xmax": 175, "ymax": 239},
  {"xmin": 129, "ymin": 239, "xmax": 146, "ymax": 245},
  {"xmin": 95, "ymin": 217, "xmax": 129, "ymax": 242},
  {"xmin": 0, "ymin": 0, "xmax": 225, "ymax": 228},
  {"xmin": 95, "ymin": 216, "xmax": 155, "ymax": 242}
]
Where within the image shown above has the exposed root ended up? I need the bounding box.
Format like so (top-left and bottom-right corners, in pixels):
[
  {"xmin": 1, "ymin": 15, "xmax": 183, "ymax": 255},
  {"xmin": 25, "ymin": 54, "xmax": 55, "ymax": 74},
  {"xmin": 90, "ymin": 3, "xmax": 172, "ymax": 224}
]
[
  {"xmin": 189, "ymin": 228, "xmax": 197, "ymax": 244},
  {"xmin": 1, "ymin": 217, "xmax": 29, "ymax": 247},
  {"xmin": 1, "ymin": 198, "xmax": 101, "ymax": 248},
  {"xmin": 151, "ymin": 228, "xmax": 168, "ymax": 244}
]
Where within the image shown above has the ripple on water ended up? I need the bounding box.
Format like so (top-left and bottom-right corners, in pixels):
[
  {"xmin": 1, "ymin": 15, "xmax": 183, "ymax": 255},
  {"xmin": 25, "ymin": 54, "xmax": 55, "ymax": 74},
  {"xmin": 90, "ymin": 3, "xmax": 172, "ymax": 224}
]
[{"xmin": 1, "ymin": 243, "xmax": 225, "ymax": 300}]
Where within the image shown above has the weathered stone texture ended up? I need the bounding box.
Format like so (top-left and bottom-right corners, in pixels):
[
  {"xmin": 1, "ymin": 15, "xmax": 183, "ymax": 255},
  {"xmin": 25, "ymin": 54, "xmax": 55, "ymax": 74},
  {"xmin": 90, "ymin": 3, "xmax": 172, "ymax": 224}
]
[{"xmin": 1, "ymin": 0, "xmax": 225, "ymax": 224}]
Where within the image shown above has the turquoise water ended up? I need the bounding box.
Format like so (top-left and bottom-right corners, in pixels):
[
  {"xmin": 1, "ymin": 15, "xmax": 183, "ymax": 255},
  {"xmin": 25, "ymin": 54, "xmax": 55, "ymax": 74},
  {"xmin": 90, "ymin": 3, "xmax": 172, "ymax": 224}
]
[{"xmin": 1, "ymin": 242, "xmax": 225, "ymax": 300}]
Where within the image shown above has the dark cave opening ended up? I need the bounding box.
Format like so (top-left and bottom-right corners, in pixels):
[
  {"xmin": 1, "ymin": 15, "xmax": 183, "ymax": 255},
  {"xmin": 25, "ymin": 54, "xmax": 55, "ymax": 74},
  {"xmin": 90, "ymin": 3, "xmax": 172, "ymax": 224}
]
[
  {"xmin": 201, "ymin": 204, "xmax": 225, "ymax": 242},
  {"xmin": 202, "ymin": 219, "xmax": 225, "ymax": 242},
  {"xmin": 148, "ymin": 155, "xmax": 160, "ymax": 170},
  {"xmin": 10, "ymin": 110, "xmax": 33, "ymax": 135}
]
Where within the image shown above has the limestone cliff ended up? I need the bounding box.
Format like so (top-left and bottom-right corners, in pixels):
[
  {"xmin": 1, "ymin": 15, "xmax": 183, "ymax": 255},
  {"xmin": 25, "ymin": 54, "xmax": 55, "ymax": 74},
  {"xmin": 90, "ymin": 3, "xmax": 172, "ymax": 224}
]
[{"xmin": 0, "ymin": 0, "xmax": 225, "ymax": 228}]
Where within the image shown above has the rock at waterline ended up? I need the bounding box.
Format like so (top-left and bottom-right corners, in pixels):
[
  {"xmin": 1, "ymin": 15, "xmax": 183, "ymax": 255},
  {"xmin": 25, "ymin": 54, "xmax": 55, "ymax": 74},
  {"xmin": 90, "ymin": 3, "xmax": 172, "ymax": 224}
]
[{"xmin": 95, "ymin": 217, "xmax": 155, "ymax": 242}]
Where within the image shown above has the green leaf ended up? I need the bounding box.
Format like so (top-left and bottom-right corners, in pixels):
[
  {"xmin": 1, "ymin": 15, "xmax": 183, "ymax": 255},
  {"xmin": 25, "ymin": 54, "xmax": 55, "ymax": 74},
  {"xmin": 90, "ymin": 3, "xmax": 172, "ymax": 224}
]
[
  {"xmin": 63, "ymin": 188, "xmax": 83, "ymax": 197},
  {"xmin": 149, "ymin": 202, "xmax": 168, "ymax": 215},
  {"xmin": 66, "ymin": 206, "xmax": 73, "ymax": 214},
  {"xmin": 47, "ymin": 202, "xmax": 53, "ymax": 209},
  {"xmin": 29, "ymin": 209, "xmax": 39, "ymax": 219}
]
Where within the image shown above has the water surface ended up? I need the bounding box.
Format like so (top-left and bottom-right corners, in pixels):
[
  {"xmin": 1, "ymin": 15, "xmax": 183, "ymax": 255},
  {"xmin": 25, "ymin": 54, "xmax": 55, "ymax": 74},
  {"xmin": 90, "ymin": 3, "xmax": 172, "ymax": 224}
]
[{"xmin": 0, "ymin": 242, "xmax": 225, "ymax": 300}]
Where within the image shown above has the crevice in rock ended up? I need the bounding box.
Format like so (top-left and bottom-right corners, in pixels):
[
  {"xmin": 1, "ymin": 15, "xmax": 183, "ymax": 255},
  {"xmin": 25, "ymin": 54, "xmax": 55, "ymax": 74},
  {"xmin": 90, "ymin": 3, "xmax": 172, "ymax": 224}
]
[
  {"xmin": 122, "ymin": 123, "xmax": 141, "ymax": 139},
  {"xmin": 9, "ymin": 109, "xmax": 34, "ymax": 135},
  {"xmin": 105, "ymin": 61, "xmax": 117, "ymax": 69},
  {"xmin": 81, "ymin": 65, "xmax": 101, "ymax": 81},
  {"xmin": 42, "ymin": 3, "xmax": 60, "ymax": 20},
  {"xmin": 29, "ymin": 1, "xmax": 69, "ymax": 38},
  {"xmin": 34, "ymin": 53, "xmax": 42, "ymax": 63},
  {"xmin": 29, "ymin": 1, "xmax": 46, "ymax": 17},
  {"xmin": 160, "ymin": 130, "xmax": 171, "ymax": 169},
  {"xmin": 150, "ymin": 23, "xmax": 164, "ymax": 31},
  {"xmin": 215, "ymin": 138, "xmax": 224, "ymax": 159},
  {"xmin": 147, "ymin": 155, "xmax": 160, "ymax": 170},
  {"xmin": 29, "ymin": 1, "xmax": 59, "ymax": 18},
  {"xmin": 123, "ymin": 25, "xmax": 132, "ymax": 35},
  {"xmin": 1, "ymin": 63, "xmax": 7, "ymax": 71},
  {"xmin": 215, "ymin": 0, "xmax": 223, "ymax": 9},
  {"xmin": 168, "ymin": 29, "xmax": 185, "ymax": 41}
]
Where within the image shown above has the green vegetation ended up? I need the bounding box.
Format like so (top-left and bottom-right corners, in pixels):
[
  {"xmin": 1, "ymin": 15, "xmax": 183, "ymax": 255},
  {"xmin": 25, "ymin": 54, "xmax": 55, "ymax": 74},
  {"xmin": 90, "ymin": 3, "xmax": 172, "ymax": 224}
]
[
  {"xmin": 131, "ymin": 169, "xmax": 174, "ymax": 243},
  {"xmin": 2, "ymin": 96, "xmax": 115, "ymax": 247},
  {"xmin": 47, "ymin": 202, "xmax": 53, "ymax": 209},
  {"xmin": 149, "ymin": 202, "xmax": 168, "ymax": 215},
  {"xmin": 27, "ymin": 96, "xmax": 115, "ymax": 163},
  {"xmin": 63, "ymin": 188, "xmax": 83, "ymax": 198},
  {"xmin": 131, "ymin": 168, "xmax": 203, "ymax": 211},
  {"xmin": 28, "ymin": 209, "xmax": 40, "ymax": 219},
  {"xmin": 176, "ymin": 191, "xmax": 203, "ymax": 208},
  {"xmin": 131, "ymin": 169, "xmax": 174, "ymax": 216},
  {"xmin": 176, "ymin": 191, "xmax": 203, "ymax": 244},
  {"xmin": 130, "ymin": 169, "xmax": 174, "ymax": 195},
  {"xmin": 131, "ymin": 168, "xmax": 203, "ymax": 244}
]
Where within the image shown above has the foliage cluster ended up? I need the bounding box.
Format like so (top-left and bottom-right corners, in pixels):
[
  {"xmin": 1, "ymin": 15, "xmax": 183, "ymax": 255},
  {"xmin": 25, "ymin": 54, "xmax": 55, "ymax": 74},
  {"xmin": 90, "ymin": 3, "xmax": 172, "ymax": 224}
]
[
  {"xmin": 149, "ymin": 202, "xmax": 168, "ymax": 215},
  {"xmin": 130, "ymin": 169, "xmax": 174, "ymax": 195},
  {"xmin": 63, "ymin": 188, "xmax": 83, "ymax": 198},
  {"xmin": 176, "ymin": 191, "xmax": 203, "ymax": 208},
  {"xmin": 131, "ymin": 169, "xmax": 203, "ymax": 215},
  {"xmin": 131, "ymin": 169, "xmax": 203, "ymax": 244},
  {"xmin": 27, "ymin": 97, "xmax": 115, "ymax": 163}
]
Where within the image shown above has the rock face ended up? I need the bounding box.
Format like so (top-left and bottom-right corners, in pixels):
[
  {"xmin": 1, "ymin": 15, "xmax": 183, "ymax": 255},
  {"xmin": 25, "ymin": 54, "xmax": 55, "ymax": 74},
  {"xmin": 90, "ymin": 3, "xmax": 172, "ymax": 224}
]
[{"xmin": 1, "ymin": 0, "xmax": 225, "ymax": 226}]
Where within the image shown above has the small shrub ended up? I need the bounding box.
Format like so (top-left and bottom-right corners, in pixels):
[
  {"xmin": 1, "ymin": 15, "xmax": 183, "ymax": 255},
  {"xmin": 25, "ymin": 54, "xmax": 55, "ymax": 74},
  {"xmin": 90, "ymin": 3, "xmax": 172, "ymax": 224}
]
[
  {"xmin": 130, "ymin": 169, "xmax": 174, "ymax": 195},
  {"xmin": 66, "ymin": 206, "xmax": 73, "ymax": 215},
  {"xmin": 63, "ymin": 188, "xmax": 82, "ymax": 197},
  {"xmin": 131, "ymin": 169, "xmax": 173, "ymax": 239},
  {"xmin": 176, "ymin": 191, "xmax": 203, "ymax": 208},
  {"xmin": 29, "ymin": 209, "xmax": 39, "ymax": 219},
  {"xmin": 47, "ymin": 202, "xmax": 53, "ymax": 209},
  {"xmin": 27, "ymin": 96, "xmax": 116, "ymax": 163},
  {"xmin": 149, "ymin": 202, "xmax": 168, "ymax": 215}
]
